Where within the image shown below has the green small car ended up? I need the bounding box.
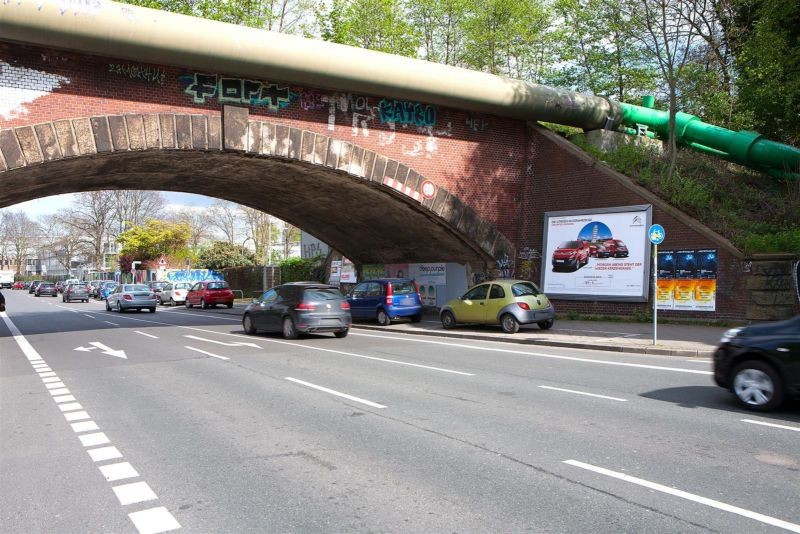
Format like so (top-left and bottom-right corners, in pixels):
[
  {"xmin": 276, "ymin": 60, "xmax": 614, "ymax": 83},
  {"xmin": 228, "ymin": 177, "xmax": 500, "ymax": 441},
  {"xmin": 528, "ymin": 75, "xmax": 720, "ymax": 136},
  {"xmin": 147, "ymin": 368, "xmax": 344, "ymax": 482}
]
[{"xmin": 440, "ymin": 279, "xmax": 555, "ymax": 334}]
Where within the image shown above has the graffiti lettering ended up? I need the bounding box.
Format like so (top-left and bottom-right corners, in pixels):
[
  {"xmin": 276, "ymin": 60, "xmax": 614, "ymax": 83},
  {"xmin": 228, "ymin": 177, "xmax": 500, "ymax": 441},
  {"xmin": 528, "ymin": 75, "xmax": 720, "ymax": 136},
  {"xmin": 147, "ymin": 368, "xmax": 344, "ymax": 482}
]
[
  {"xmin": 182, "ymin": 73, "xmax": 292, "ymax": 110},
  {"xmin": 466, "ymin": 116, "xmax": 489, "ymax": 132},
  {"xmin": 378, "ymin": 99, "xmax": 436, "ymax": 127},
  {"xmin": 495, "ymin": 253, "xmax": 515, "ymax": 279},
  {"xmin": 108, "ymin": 62, "xmax": 166, "ymax": 86},
  {"xmin": 517, "ymin": 247, "xmax": 540, "ymax": 261}
]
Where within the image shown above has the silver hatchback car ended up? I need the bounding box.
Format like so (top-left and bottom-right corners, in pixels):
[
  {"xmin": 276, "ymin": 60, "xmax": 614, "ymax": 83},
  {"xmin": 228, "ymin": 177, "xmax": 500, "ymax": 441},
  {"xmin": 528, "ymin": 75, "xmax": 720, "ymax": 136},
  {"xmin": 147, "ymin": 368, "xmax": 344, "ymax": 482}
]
[
  {"xmin": 63, "ymin": 283, "xmax": 90, "ymax": 303},
  {"xmin": 105, "ymin": 284, "xmax": 158, "ymax": 313}
]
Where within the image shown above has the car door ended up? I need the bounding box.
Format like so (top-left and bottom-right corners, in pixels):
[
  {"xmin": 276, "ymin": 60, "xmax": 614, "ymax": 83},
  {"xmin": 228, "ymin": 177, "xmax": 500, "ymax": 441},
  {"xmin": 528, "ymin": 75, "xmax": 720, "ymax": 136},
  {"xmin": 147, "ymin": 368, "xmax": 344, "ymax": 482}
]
[
  {"xmin": 454, "ymin": 284, "xmax": 490, "ymax": 323},
  {"xmin": 484, "ymin": 284, "xmax": 507, "ymax": 324},
  {"xmin": 348, "ymin": 282, "xmax": 370, "ymax": 318},
  {"xmin": 188, "ymin": 282, "xmax": 202, "ymax": 305},
  {"xmin": 251, "ymin": 289, "xmax": 278, "ymax": 331}
]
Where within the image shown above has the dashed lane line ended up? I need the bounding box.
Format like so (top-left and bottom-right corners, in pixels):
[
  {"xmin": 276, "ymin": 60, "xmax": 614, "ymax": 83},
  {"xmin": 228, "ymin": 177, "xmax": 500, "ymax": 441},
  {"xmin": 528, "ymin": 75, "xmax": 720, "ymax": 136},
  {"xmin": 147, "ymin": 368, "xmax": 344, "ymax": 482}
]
[
  {"xmin": 285, "ymin": 377, "xmax": 387, "ymax": 409},
  {"xmin": 741, "ymin": 419, "xmax": 800, "ymax": 433}
]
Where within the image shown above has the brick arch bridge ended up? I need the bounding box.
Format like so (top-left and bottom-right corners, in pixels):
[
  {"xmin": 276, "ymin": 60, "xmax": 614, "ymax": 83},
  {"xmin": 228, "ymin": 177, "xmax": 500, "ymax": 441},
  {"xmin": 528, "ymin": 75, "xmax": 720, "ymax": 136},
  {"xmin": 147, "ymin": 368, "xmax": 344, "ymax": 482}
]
[{"xmin": 0, "ymin": 109, "xmax": 513, "ymax": 266}]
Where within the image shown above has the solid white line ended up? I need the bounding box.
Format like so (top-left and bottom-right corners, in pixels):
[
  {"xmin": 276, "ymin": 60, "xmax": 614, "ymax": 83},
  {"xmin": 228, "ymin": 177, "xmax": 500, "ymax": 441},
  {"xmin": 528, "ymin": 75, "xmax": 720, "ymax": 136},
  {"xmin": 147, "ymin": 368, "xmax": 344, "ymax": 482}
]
[
  {"xmin": 64, "ymin": 410, "xmax": 91, "ymax": 422},
  {"xmin": 71, "ymin": 420, "xmax": 100, "ymax": 433},
  {"xmin": 539, "ymin": 386, "xmax": 627, "ymax": 402},
  {"xmin": 79, "ymin": 432, "xmax": 110, "ymax": 447},
  {"xmin": 98, "ymin": 312, "xmax": 474, "ymax": 376},
  {"xmin": 285, "ymin": 377, "xmax": 387, "ymax": 409},
  {"xmin": 742, "ymin": 419, "xmax": 800, "ymax": 433},
  {"xmin": 564, "ymin": 460, "xmax": 800, "ymax": 533},
  {"xmin": 159, "ymin": 308, "xmax": 241, "ymax": 321},
  {"xmin": 99, "ymin": 462, "xmax": 140, "ymax": 482},
  {"xmin": 134, "ymin": 330, "xmax": 159, "ymax": 339},
  {"xmin": 685, "ymin": 359, "xmax": 712, "ymax": 363},
  {"xmin": 350, "ymin": 332, "xmax": 712, "ymax": 375},
  {"xmin": 1, "ymin": 312, "xmax": 47, "ymax": 362},
  {"xmin": 112, "ymin": 481, "xmax": 158, "ymax": 505},
  {"xmin": 185, "ymin": 346, "xmax": 229, "ymax": 360},
  {"xmin": 87, "ymin": 446, "xmax": 123, "ymax": 462},
  {"xmin": 128, "ymin": 507, "xmax": 181, "ymax": 534}
]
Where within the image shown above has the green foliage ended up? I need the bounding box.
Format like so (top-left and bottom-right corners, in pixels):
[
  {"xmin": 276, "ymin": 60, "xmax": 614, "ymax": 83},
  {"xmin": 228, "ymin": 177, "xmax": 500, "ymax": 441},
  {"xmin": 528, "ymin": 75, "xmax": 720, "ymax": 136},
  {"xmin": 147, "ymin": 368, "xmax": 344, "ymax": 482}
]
[
  {"xmin": 196, "ymin": 241, "xmax": 257, "ymax": 270},
  {"xmin": 116, "ymin": 219, "xmax": 190, "ymax": 261},
  {"xmin": 317, "ymin": 0, "xmax": 420, "ymax": 56},
  {"xmin": 278, "ymin": 256, "xmax": 326, "ymax": 283}
]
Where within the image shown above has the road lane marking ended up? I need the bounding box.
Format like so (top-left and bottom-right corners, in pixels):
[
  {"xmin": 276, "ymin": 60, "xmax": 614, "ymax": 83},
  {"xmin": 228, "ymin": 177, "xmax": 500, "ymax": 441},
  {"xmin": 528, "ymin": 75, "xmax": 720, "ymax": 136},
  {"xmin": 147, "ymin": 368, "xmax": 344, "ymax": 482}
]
[
  {"xmin": 350, "ymin": 332, "xmax": 712, "ymax": 375},
  {"xmin": 55, "ymin": 304, "xmax": 79, "ymax": 313},
  {"xmin": 159, "ymin": 309, "xmax": 241, "ymax": 321},
  {"xmin": 285, "ymin": 377, "xmax": 387, "ymax": 409},
  {"xmin": 1, "ymin": 310, "xmax": 179, "ymax": 533},
  {"xmin": 84, "ymin": 314, "xmax": 95, "ymax": 319},
  {"xmin": 105, "ymin": 321, "xmax": 120, "ymax": 327},
  {"xmin": 94, "ymin": 312, "xmax": 475, "ymax": 376},
  {"xmin": 185, "ymin": 346, "xmax": 230, "ymax": 360},
  {"xmin": 742, "ymin": 419, "xmax": 800, "ymax": 432},
  {"xmin": 134, "ymin": 331, "xmax": 159, "ymax": 339},
  {"xmin": 539, "ymin": 386, "xmax": 627, "ymax": 402},
  {"xmin": 564, "ymin": 460, "xmax": 800, "ymax": 533},
  {"xmin": 184, "ymin": 334, "xmax": 260, "ymax": 348},
  {"xmin": 685, "ymin": 359, "xmax": 711, "ymax": 363},
  {"xmin": 128, "ymin": 507, "xmax": 181, "ymax": 534},
  {"xmin": 40, "ymin": 374, "xmax": 59, "ymax": 380},
  {"xmin": 99, "ymin": 462, "xmax": 140, "ymax": 482},
  {"xmin": 112, "ymin": 481, "xmax": 158, "ymax": 505}
]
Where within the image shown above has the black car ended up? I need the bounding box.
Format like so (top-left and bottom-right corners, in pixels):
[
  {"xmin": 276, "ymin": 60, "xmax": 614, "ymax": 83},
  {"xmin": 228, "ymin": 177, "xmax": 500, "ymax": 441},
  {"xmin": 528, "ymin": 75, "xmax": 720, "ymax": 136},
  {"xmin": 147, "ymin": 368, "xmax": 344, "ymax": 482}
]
[
  {"xmin": 35, "ymin": 282, "xmax": 58, "ymax": 297},
  {"xmin": 242, "ymin": 282, "xmax": 351, "ymax": 339},
  {"xmin": 713, "ymin": 316, "xmax": 800, "ymax": 411}
]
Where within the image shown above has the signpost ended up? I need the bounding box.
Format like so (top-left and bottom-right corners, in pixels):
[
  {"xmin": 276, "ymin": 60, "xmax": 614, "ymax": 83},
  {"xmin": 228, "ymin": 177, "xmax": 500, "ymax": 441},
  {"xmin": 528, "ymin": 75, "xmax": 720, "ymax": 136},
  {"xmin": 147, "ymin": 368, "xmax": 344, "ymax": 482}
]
[{"xmin": 648, "ymin": 224, "xmax": 665, "ymax": 345}]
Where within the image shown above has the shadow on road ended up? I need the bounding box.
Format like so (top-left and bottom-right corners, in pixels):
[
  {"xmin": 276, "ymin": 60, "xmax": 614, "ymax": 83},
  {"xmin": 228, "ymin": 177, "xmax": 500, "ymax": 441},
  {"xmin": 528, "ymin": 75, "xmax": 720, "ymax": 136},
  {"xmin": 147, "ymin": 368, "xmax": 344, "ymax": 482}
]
[{"xmin": 641, "ymin": 386, "xmax": 800, "ymax": 422}]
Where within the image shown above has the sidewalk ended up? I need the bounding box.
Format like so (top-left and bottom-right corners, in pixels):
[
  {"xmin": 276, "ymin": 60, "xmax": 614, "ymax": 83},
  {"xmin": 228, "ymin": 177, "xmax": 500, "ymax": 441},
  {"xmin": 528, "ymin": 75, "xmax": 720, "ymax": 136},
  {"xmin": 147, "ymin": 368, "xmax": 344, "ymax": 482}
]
[{"xmin": 221, "ymin": 303, "xmax": 724, "ymax": 357}]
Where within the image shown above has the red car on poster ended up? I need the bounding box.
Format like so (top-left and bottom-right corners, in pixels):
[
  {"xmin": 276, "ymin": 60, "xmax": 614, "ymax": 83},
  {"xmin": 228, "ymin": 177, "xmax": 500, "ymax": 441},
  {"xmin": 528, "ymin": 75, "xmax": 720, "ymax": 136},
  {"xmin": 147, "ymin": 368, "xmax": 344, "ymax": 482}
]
[
  {"xmin": 603, "ymin": 239, "xmax": 630, "ymax": 258},
  {"xmin": 185, "ymin": 280, "xmax": 235, "ymax": 309},
  {"xmin": 551, "ymin": 240, "xmax": 590, "ymax": 271}
]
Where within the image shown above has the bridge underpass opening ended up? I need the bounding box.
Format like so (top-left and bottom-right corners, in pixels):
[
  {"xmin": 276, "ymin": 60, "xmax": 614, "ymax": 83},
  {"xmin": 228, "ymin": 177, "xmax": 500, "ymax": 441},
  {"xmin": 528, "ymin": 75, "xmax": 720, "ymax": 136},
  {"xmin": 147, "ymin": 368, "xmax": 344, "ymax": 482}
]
[{"xmin": 0, "ymin": 115, "xmax": 512, "ymax": 266}]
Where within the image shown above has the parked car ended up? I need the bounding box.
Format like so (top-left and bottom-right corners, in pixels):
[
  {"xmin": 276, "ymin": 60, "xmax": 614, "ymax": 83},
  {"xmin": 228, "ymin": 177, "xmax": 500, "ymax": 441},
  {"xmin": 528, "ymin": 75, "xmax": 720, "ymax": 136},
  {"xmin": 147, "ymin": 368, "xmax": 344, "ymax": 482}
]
[
  {"xmin": 440, "ymin": 280, "xmax": 555, "ymax": 334},
  {"xmin": 63, "ymin": 283, "xmax": 90, "ymax": 303},
  {"xmin": 347, "ymin": 278, "xmax": 423, "ymax": 325},
  {"xmin": 185, "ymin": 280, "xmax": 235, "ymax": 309},
  {"xmin": 589, "ymin": 243, "xmax": 611, "ymax": 258},
  {"xmin": 603, "ymin": 239, "xmax": 629, "ymax": 258},
  {"xmin": 55, "ymin": 281, "xmax": 65, "ymax": 293},
  {"xmin": 551, "ymin": 240, "xmax": 590, "ymax": 271},
  {"xmin": 35, "ymin": 282, "xmax": 58, "ymax": 297},
  {"xmin": 12, "ymin": 281, "xmax": 24, "ymax": 290},
  {"xmin": 90, "ymin": 280, "xmax": 114, "ymax": 299},
  {"xmin": 713, "ymin": 316, "xmax": 800, "ymax": 412},
  {"xmin": 98, "ymin": 281, "xmax": 118, "ymax": 301},
  {"xmin": 105, "ymin": 284, "xmax": 158, "ymax": 312},
  {"xmin": 149, "ymin": 281, "xmax": 169, "ymax": 297},
  {"xmin": 159, "ymin": 282, "xmax": 192, "ymax": 306},
  {"xmin": 242, "ymin": 282, "xmax": 351, "ymax": 339},
  {"xmin": 28, "ymin": 280, "xmax": 45, "ymax": 294}
]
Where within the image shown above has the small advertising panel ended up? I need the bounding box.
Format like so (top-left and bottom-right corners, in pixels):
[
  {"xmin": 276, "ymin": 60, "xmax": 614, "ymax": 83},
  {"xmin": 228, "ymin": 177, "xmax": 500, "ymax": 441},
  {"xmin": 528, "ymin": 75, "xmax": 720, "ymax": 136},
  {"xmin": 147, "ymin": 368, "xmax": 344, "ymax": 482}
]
[
  {"xmin": 329, "ymin": 260, "xmax": 342, "ymax": 284},
  {"xmin": 541, "ymin": 205, "xmax": 652, "ymax": 301},
  {"xmin": 340, "ymin": 259, "xmax": 357, "ymax": 283},
  {"xmin": 657, "ymin": 249, "xmax": 717, "ymax": 311},
  {"xmin": 409, "ymin": 263, "xmax": 446, "ymax": 306}
]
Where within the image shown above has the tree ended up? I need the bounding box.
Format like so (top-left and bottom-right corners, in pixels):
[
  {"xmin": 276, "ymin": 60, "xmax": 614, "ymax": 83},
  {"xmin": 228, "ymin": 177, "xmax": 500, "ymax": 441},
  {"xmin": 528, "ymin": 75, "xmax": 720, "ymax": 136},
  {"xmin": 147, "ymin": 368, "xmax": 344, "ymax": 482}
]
[
  {"xmin": 239, "ymin": 206, "xmax": 272, "ymax": 263},
  {"xmin": 196, "ymin": 241, "xmax": 257, "ymax": 270},
  {"xmin": 111, "ymin": 190, "xmax": 165, "ymax": 236},
  {"xmin": 208, "ymin": 200, "xmax": 240, "ymax": 244},
  {"xmin": 39, "ymin": 214, "xmax": 89, "ymax": 274},
  {"xmin": 54, "ymin": 191, "xmax": 116, "ymax": 272},
  {"xmin": 317, "ymin": 0, "xmax": 420, "ymax": 56},
  {"xmin": 116, "ymin": 219, "xmax": 191, "ymax": 262},
  {"xmin": 167, "ymin": 208, "xmax": 212, "ymax": 252},
  {"xmin": 407, "ymin": 0, "xmax": 470, "ymax": 66},
  {"xmin": 1, "ymin": 211, "xmax": 39, "ymax": 275}
]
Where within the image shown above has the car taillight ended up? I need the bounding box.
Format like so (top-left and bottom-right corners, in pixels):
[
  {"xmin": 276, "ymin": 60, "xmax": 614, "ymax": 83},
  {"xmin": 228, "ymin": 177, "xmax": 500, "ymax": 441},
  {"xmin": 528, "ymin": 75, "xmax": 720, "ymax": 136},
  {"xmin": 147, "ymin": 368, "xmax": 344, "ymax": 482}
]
[
  {"xmin": 340, "ymin": 301, "xmax": 350, "ymax": 310},
  {"xmin": 385, "ymin": 283, "xmax": 393, "ymax": 305},
  {"xmin": 151, "ymin": 294, "xmax": 158, "ymax": 300},
  {"xmin": 123, "ymin": 295, "xmax": 133, "ymax": 300},
  {"xmin": 295, "ymin": 302, "xmax": 316, "ymax": 311},
  {"xmin": 517, "ymin": 302, "xmax": 530, "ymax": 310}
]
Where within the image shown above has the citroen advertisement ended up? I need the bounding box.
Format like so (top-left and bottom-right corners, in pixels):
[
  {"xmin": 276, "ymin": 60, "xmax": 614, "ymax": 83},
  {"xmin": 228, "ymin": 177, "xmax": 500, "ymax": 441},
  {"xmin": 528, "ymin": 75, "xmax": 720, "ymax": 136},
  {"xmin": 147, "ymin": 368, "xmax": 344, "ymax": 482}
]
[{"xmin": 541, "ymin": 205, "xmax": 652, "ymax": 301}]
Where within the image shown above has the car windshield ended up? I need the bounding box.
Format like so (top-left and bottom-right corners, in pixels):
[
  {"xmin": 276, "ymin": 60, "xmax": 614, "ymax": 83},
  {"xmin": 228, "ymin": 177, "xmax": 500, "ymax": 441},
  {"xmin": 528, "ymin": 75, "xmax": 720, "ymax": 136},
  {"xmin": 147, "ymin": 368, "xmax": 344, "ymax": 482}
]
[
  {"xmin": 511, "ymin": 282, "xmax": 540, "ymax": 296},
  {"xmin": 124, "ymin": 285, "xmax": 150, "ymax": 291},
  {"xmin": 174, "ymin": 283, "xmax": 191, "ymax": 289},
  {"xmin": 390, "ymin": 281, "xmax": 416, "ymax": 294},
  {"xmin": 207, "ymin": 282, "xmax": 229, "ymax": 289},
  {"xmin": 558, "ymin": 241, "xmax": 581, "ymax": 248},
  {"xmin": 71, "ymin": 284, "xmax": 88, "ymax": 289},
  {"xmin": 304, "ymin": 288, "xmax": 343, "ymax": 301}
]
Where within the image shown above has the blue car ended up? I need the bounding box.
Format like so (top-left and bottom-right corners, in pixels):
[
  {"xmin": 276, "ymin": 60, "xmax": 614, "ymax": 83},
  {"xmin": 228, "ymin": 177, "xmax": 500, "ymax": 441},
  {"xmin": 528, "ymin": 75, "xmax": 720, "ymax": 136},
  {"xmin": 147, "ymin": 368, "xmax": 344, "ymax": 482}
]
[
  {"xmin": 98, "ymin": 281, "xmax": 118, "ymax": 301},
  {"xmin": 347, "ymin": 278, "xmax": 423, "ymax": 325}
]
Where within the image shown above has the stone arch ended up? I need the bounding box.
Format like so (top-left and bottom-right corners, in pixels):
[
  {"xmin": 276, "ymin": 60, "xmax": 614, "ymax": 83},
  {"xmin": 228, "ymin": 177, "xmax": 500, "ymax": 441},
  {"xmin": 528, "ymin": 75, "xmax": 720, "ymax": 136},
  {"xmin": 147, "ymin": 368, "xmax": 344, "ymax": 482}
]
[{"xmin": 0, "ymin": 112, "xmax": 514, "ymax": 265}]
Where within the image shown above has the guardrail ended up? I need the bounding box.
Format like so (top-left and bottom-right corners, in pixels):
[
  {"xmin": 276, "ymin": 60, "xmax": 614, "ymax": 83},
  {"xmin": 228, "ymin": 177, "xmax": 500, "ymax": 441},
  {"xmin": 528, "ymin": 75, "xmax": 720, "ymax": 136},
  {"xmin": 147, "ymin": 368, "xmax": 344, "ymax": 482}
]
[{"xmin": 231, "ymin": 290, "xmax": 246, "ymax": 301}]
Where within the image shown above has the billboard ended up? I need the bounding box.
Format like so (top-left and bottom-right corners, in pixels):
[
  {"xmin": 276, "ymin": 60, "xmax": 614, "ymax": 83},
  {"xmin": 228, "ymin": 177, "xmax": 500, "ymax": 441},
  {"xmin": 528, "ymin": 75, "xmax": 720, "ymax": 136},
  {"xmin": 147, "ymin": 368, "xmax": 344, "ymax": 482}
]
[
  {"xmin": 657, "ymin": 248, "xmax": 717, "ymax": 311},
  {"xmin": 541, "ymin": 205, "xmax": 652, "ymax": 301}
]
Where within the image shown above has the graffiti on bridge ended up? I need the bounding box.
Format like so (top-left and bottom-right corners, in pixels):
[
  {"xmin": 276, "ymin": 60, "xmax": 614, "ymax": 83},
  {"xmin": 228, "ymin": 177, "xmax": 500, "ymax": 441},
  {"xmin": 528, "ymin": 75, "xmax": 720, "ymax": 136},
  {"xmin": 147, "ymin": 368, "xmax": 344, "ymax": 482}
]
[
  {"xmin": 108, "ymin": 62, "xmax": 166, "ymax": 86},
  {"xmin": 163, "ymin": 269, "xmax": 224, "ymax": 283},
  {"xmin": 181, "ymin": 73, "xmax": 293, "ymax": 110},
  {"xmin": 378, "ymin": 99, "xmax": 437, "ymax": 127}
]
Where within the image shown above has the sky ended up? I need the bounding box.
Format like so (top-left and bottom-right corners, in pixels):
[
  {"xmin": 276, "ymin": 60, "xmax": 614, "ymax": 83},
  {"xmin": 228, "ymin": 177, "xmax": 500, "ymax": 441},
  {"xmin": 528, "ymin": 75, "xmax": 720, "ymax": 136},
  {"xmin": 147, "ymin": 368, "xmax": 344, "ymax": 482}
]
[{"xmin": 1, "ymin": 191, "xmax": 217, "ymax": 220}]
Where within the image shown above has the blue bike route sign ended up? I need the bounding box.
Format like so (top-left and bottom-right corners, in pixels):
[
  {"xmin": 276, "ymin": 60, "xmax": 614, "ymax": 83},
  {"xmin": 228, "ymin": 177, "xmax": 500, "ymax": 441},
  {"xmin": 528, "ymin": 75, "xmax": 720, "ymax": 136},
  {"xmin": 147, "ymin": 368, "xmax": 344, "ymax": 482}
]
[{"xmin": 648, "ymin": 224, "xmax": 666, "ymax": 245}]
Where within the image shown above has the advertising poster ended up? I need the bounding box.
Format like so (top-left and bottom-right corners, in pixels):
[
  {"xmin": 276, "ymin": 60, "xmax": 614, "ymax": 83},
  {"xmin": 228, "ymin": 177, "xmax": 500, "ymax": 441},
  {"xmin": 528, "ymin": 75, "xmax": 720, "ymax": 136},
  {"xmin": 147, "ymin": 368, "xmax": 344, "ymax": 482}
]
[
  {"xmin": 385, "ymin": 264, "xmax": 409, "ymax": 278},
  {"xmin": 541, "ymin": 205, "xmax": 652, "ymax": 301},
  {"xmin": 362, "ymin": 264, "xmax": 386, "ymax": 280},
  {"xmin": 329, "ymin": 260, "xmax": 342, "ymax": 284},
  {"xmin": 340, "ymin": 259, "xmax": 357, "ymax": 283},
  {"xmin": 409, "ymin": 263, "xmax": 447, "ymax": 306},
  {"xmin": 657, "ymin": 249, "xmax": 717, "ymax": 311}
]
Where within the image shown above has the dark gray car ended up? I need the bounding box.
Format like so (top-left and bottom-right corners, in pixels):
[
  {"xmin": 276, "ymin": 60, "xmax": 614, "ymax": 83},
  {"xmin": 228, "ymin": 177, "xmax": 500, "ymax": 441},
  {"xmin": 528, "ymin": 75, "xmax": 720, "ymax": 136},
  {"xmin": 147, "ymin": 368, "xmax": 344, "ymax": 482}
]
[
  {"xmin": 63, "ymin": 283, "xmax": 90, "ymax": 302},
  {"xmin": 105, "ymin": 284, "xmax": 158, "ymax": 313},
  {"xmin": 242, "ymin": 282, "xmax": 351, "ymax": 339}
]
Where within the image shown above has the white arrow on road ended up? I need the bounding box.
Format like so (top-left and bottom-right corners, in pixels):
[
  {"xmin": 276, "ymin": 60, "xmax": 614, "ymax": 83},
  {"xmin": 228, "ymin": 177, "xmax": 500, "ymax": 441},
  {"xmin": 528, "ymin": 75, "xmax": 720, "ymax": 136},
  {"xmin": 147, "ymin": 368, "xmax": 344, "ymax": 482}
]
[
  {"xmin": 73, "ymin": 342, "xmax": 127, "ymax": 359},
  {"xmin": 184, "ymin": 335, "xmax": 261, "ymax": 349}
]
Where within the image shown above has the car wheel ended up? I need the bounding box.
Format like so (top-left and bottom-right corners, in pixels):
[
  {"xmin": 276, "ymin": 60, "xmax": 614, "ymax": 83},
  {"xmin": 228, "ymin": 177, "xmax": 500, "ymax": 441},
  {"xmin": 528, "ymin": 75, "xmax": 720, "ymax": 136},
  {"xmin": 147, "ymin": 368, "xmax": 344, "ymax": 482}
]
[
  {"xmin": 200, "ymin": 298, "xmax": 207, "ymax": 309},
  {"xmin": 441, "ymin": 310, "xmax": 456, "ymax": 329},
  {"xmin": 185, "ymin": 299, "xmax": 192, "ymax": 308},
  {"xmin": 105, "ymin": 300, "xmax": 111, "ymax": 311},
  {"xmin": 732, "ymin": 360, "xmax": 785, "ymax": 411},
  {"xmin": 282, "ymin": 316, "xmax": 299, "ymax": 340},
  {"xmin": 334, "ymin": 329, "xmax": 349, "ymax": 338},
  {"xmin": 376, "ymin": 309, "xmax": 391, "ymax": 326},
  {"xmin": 538, "ymin": 319, "xmax": 554, "ymax": 330},
  {"xmin": 117, "ymin": 301, "xmax": 123, "ymax": 313},
  {"xmin": 227, "ymin": 302, "xmax": 233, "ymax": 309},
  {"xmin": 410, "ymin": 314, "xmax": 422, "ymax": 323},
  {"xmin": 159, "ymin": 297, "xmax": 164, "ymax": 306},
  {"xmin": 149, "ymin": 307, "xmax": 156, "ymax": 313},
  {"xmin": 62, "ymin": 297, "xmax": 66, "ymax": 302},
  {"xmin": 243, "ymin": 314, "xmax": 256, "ymax": 335},
  {"xmin": 170, "ymin": 298, "xmax": 175, "ymax": 306},
  {"xmin": 501, "ymin": 313, "xmax": 520, "ymax": 334}
]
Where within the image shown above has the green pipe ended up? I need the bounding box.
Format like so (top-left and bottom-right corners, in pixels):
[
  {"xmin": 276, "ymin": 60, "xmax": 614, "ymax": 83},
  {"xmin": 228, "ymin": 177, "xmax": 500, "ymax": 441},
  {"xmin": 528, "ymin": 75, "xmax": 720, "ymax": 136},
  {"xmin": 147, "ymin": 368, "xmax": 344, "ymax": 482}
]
[{"xmin": 621, "ymin": 102, "xmax": 800, "ymax": 179}]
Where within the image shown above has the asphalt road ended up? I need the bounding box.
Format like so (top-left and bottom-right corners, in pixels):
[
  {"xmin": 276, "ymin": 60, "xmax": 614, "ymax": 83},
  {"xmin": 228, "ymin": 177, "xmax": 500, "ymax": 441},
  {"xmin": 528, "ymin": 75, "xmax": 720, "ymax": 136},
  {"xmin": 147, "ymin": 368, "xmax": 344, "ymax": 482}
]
[{"xmin": 1, "ymin": 289, "xmax": 798, "ymax": 534}]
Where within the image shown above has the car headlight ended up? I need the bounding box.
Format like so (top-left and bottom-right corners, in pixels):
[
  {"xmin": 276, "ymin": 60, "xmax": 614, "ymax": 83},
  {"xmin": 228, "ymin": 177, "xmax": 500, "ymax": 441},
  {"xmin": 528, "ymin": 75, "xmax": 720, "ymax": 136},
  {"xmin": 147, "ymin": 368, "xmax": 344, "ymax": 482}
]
[{"xmin": 720, "ymin": 327, "xmax": 743, "ymax": 343}]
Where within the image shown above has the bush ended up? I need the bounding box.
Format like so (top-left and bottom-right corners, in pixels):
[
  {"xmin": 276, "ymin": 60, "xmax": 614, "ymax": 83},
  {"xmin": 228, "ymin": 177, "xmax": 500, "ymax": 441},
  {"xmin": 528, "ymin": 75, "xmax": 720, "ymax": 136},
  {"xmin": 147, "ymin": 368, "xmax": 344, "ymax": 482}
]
[{"xmin": 278, "ymin": 256, "xmax": 326, "ymax": 283}]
